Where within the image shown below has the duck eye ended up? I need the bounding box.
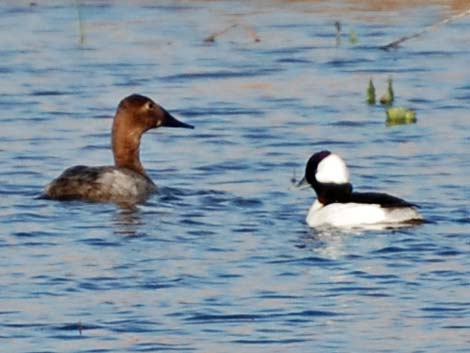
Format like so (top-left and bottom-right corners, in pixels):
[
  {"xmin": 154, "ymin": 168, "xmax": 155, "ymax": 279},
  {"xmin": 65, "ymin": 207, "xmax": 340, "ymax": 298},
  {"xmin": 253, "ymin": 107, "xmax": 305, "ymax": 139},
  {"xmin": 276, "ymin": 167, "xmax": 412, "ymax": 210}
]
[{"xmin": 146, "ymin": 102, "xmax": 154, "ymax": 110}]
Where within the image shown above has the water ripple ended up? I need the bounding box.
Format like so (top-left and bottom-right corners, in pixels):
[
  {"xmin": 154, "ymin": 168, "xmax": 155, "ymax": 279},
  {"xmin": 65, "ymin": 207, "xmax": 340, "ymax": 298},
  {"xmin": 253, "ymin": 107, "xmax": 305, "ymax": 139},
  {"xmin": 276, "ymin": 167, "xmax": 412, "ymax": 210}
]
[
  {"xmin": 1, "ymin": 2, "xmax": 469, "ymax": 353},
  {"xmin": 186, "ymin": 309, "xmax": 339, "ymax": 324},
  {"xmin": 162, "ymin": 68, "xmax": 280, "ymax": 81}
]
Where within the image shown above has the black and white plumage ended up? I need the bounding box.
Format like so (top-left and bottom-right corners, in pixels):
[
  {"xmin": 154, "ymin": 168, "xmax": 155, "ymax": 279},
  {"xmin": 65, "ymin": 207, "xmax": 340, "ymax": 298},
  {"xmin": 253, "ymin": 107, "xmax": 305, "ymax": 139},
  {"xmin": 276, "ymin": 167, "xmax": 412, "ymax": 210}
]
[{"xmin": 300, "ymin": 150, "xmax": 423, "ymax": 228}]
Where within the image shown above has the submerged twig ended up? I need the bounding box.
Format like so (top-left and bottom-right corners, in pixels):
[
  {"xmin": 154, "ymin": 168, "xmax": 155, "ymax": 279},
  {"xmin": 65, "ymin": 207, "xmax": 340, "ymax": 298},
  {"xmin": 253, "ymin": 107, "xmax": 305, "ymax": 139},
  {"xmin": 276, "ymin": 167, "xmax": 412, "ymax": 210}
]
[
  {"xmin": 380, "ymin": 8, "xmax": 470, "ymax": 50},
  {"xmin": 243, "ymin": 23, "xmax": 261, "ymax": 43},
  {"xmin": 335, "ymin": 21, "xmax": 342, "ymax": 47},
  {"xmin": 204, "ymin": 23, "xmax": 238, "ymax": 43},
  {"xmin": 75, "ymin": 0, "xmax": 86, "ymax": 45},
  {"xmin": 204, "ymin": 21, "xmax": 260, "ymax": 43},
  {"xmin": 290, "ymin": 168, "xmax": 298, "ymax": 185}
]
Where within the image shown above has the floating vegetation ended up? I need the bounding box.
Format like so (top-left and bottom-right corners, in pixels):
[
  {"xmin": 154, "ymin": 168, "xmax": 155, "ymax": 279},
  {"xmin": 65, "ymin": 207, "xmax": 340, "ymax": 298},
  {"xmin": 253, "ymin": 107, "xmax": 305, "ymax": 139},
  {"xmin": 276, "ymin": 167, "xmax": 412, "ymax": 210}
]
[
  {"xmin": 386, "ymin": 107, "xmax": 417, "ymax": 126},
  {"xmin": 366, "ymin": 79, "xmax": 376, "ymax": 105},
  {"xmin": 380, "ymin": 78, "xmax": 394, "ymax": 105},
  {"xmin": 365, "ymin": 78, "xmax": 416, "ymax": 126}
]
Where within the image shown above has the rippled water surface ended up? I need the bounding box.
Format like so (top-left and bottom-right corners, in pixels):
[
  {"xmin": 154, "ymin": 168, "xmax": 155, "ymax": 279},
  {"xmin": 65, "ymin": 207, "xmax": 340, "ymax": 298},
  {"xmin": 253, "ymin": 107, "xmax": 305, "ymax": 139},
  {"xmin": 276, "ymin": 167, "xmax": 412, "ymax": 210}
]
[{"xmin": 1, "ymin": 1, "xmax": 469, "ymax": 352}]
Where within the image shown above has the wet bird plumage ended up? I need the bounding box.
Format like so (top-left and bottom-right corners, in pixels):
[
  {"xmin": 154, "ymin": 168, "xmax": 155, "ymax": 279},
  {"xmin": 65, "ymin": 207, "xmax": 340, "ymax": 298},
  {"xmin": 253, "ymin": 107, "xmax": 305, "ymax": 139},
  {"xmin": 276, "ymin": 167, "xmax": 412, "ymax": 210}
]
[
  {"xmin": 301, "ymin": 150, "xmax": 423, "ymax": 228},
  {"xmin": 42, "ymin": 94, "xmax": 193, "ymax": 204}
]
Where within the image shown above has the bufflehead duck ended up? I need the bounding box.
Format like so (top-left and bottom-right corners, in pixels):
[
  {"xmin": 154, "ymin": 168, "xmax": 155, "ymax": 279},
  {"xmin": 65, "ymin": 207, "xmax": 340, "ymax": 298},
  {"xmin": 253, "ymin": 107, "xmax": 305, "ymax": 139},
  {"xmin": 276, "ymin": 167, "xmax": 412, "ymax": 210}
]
[
  {"xmin": 299, "ymin": 150, "xmax": 423, "ymax": 228},
  {"xmin": 42, "ymin": 94, "xmax": 193, "ymax": 204}
]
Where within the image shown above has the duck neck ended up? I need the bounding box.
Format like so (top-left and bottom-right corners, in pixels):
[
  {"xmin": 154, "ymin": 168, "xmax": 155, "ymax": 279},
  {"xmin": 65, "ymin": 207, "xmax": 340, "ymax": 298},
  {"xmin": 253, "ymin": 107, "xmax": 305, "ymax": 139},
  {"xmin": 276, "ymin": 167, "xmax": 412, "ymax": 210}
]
[
  {"xmin": 112, "ymin": 121, "xmax": 146, "ymax": 175},
  {"xmin": 314, "ymin": 182, "xmax": 353, "ymax": 205}
]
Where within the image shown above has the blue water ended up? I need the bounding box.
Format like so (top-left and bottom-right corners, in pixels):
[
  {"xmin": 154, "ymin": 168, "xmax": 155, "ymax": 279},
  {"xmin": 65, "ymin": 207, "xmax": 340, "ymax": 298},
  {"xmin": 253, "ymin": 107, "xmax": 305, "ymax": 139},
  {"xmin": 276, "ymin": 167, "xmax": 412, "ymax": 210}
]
[{"xmin": 1, "ymin": 1, "xmax": 469, "ymax": 352}]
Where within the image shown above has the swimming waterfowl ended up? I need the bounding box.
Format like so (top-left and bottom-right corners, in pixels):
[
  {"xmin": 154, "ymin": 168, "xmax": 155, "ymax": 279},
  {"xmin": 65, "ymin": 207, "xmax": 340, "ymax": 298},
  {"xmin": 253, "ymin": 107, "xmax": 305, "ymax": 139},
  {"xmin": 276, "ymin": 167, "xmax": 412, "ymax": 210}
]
[
  {"xmin": 42, "ymin": 94, "xmax": 193, "ymax": 204},
  {"xmin": 299, "ymin": 151, "xmax": 423, "ymax": 228}
]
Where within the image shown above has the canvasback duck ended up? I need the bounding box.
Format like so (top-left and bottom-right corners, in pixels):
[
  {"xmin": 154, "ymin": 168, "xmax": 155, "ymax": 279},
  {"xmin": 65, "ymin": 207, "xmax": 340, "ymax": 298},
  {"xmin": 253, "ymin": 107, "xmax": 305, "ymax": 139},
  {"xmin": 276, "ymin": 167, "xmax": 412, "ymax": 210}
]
[
  {"xmin": 42, "ymin": 94, "xmax": 193, "ymax": 204},
  {"xmin": 299, "ymin": 151, "xmax": 423, "ymax": 228}
]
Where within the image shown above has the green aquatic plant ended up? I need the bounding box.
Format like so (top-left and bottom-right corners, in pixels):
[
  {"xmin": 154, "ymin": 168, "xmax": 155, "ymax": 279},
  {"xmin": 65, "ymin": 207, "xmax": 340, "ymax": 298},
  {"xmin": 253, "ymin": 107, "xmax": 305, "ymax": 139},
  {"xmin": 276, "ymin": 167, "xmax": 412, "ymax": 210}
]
[
  {"xmin": 380, "ymin": 78, "xmax": 394, "ymax": 105},
  {"xmin": 349, "ymin": 28, "xmax": 358, "ymax": 44},
  {"xmin": 366, "ymin": 79, "xmax": 376, "ymax": 105},
  {"xmin": 386, "ymin": 107, "xmax": 417, "ymax": 126}
]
